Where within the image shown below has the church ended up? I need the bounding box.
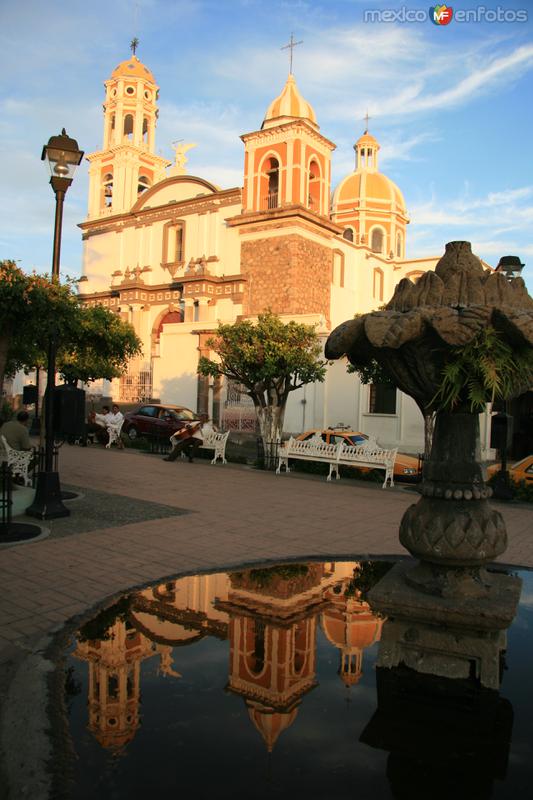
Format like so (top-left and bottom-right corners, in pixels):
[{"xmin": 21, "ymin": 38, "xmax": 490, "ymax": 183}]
[{"xmin": 77, "ymin": 47, "xmax": 492, "ymax": 453}]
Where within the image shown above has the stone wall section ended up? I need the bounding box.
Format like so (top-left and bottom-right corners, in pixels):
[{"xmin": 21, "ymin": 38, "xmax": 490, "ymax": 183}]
[{"xmin": 241, "ymin": 234, "xmax": 332, "ymax": 323}]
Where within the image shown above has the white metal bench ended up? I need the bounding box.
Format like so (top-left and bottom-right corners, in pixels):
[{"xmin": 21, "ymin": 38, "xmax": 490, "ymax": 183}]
[
  {"xmin": 169, "ymin": 429, "xmax": 229, "ymax": 464},
  {"xmin": 277, "ymin": 437, "xmax": 344, "ymax": 481},
  {"xmin": 106, "ymin": 418, "xmax": 124, "ymax": 449},
  {"xmin": 201, "ymin": 430, "xmax": 229, "ymax": 464},
  {"xmin": 0, "ymin": 435, "xmax": 33, "ymax": 487},
  {"xmin": 338, "ymin": 444, "xmax": 398, "ymax": 488},
  {"xmin": 276, "ymin": 436, "xmax": 397, "ymax": 487}
]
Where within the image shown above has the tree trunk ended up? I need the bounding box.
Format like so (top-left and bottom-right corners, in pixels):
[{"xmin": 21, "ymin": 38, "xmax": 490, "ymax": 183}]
[
  {"xmin": 423, "ymin": 410, "xmax": 436, "ymax": 461},
  {"xmin": 256, "ymin": 403, "xmax": 286, "ymax": 467},
  {"xmin": 0, "ymin": 329, "xmax": 11, "ymax": 397}
]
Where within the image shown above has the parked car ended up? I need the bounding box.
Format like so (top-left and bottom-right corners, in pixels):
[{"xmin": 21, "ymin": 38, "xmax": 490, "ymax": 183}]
[
  {"xmin": 295, "ymin": 429, "xmax": 422, "ymax": 481},
  {"xmin": 486, "ymin": 455, "xmax": 533, "ymax": 485},
  {"xmin": 123, "ymin": 404, "xmax": 200, "ymax": 440}
]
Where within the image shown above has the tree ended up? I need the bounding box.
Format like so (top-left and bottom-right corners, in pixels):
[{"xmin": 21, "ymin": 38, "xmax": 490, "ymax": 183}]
[
  {"xmin": 57, "ymin": 304, "xmax": 142, "ymax": 385},
  {"xmin": 0, "ymin": 259, "xmax": 142, "ymax": 392},
  {"xmin": 198, "ymin": 311, "xmax": 327, "ymax": 460},
  {"xmin": 0, "ymin": 260, "xmax": 76, "ymax": 393}
]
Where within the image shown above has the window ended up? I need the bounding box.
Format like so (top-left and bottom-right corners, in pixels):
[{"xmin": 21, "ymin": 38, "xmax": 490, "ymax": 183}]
[
  {"xmin": 123, "ymin": 114, "xmax": 134, "ymax": 140},
  {"xmin": 396, "ymin": 231, "xmax": 403, "ymax": 258},
  {"xmin": 138, "ymin": 406, "xmax": 158, "ymax": 417},
  {"xmin": 265, "ymin": 157, "xmax": 279, "ymax": 208},
  {"xmin": 373, "ymin": 268, "xmax": 384, "ymax": 301},
  {"xmin": 343, "ymin": 228, "xmax": 354, "ymax": 242},
  {"xmin": 369, "ymin": 384, "xmax": 397, "ymax": 414},
  {"xmin": 175, "ymin": 227, "xmax": 183, "ymax": 262},
  {"xmin": 308, "ymin": 159, "xmax": 320, "ymax": 210},
  {"xmin": 102, "ymin": 173, "xmax": 113, "ymax": 208},
  {"xmin": 142, "ymin": 117, "xmax": 148, "ymax": 144},
  {"xmin": 137, "ymin": 175, "xmax": 150, "ymax": 195},
  {"xmin": 371, "ymin": 228, "xmax": 384, "ymax": 253},
  {"xmin": 332, "ymin": 251, "xmax": 344, "ymax": 287}
]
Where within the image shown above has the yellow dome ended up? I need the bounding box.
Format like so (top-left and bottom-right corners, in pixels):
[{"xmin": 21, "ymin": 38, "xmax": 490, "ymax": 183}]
[
  {"xmin": 111, "ymin": 55, "xmax": 156, "ymax": 84},
  {"xmin": 356, "ymin": 131, "xmax": 379, "ymax": 149},
  {"xmin": 332, "ymin": 170, "xmax": 407, "ymax": 211},
  {"xmin": 263, "ymin": 74, "xmax": 317, "ymax": 129}
]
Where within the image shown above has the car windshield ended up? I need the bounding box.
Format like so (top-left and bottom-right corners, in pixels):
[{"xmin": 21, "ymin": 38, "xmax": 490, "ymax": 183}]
[
  {"xmin": 175, "ymin": 409, "xmax": 196, "ymax": 421},
  {"xmin": 346, "ymin": 434, "xmax": 367, "ymax": 445}
]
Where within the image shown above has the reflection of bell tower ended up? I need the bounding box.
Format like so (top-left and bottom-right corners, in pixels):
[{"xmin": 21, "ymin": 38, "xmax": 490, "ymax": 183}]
[
  {"xmin": 217, "ymin": 563, "xmax": 327, "ymax": 751},
  {"xmin": 73, "ymin": 620, "xmax": 157, "ymax": 751},
  {"xmin": 86, "ymin": 43, "xmax": 170, "ymax": 219}
]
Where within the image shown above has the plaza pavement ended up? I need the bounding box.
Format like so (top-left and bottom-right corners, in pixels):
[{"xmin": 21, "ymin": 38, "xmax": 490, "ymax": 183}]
[
  {"xmin": 1, "ymin": 443, "xmax": 532, "ymax": 659},
  {"xmin": 0, "ymin": 444, "xmax": 532, "ymax": 799}
]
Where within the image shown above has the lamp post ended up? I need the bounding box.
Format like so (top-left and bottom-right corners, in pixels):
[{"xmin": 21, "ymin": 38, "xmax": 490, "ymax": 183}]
[{"xmin": 27, "ymin": 130, "xmax": 83, "ymax": 520}]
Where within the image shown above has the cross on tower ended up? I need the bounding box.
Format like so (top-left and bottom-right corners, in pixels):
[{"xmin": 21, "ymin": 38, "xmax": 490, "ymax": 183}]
[
  {"xmin": 281, "ymin": 33, "xmax": 303, "ymax": 74},
  {"xmin": 130, "ymin": 37, "xmax": 139, "ymax": 56},
  {"xmin": 363, "ymin": 110, "xmax": 371, "ymax": 134}
]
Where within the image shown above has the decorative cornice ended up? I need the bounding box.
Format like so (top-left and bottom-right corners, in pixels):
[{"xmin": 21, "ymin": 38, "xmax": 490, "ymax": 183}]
[
  {"xmin": 227, "ymin": 203, "xmax": 342, "ymax": 236},
  {"xmin": 241, "ymin": 119, "xmax": 336, "ymax": 152}
]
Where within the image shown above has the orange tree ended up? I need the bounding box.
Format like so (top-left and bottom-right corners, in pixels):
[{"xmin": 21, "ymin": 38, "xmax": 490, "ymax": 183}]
[{"xmin": 198, "ymin": 311, "xmax": 326, "ymax": 460}]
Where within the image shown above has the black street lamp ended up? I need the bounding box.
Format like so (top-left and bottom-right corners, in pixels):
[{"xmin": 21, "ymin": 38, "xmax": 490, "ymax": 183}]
[{"xmin": 27, "ymin": 130, "xmax": 83, "ymax": 519}]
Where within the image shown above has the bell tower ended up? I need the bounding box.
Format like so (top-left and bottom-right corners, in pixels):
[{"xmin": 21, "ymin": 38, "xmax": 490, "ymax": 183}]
[{"xmin": 86, "ymin": 42, "xmax": 170, "ymax": 218}]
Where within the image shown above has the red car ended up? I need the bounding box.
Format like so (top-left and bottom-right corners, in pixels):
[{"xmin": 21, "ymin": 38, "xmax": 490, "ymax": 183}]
[{"xmin": 123, "ymin": 404, "xmax": 200, "ymax": 440}]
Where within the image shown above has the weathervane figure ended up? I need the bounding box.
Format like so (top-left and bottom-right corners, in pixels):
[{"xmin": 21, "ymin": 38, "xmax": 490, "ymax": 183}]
[
  {"xmin": 130, "ymin": 37, "xmax": 139, "ymax": 56},
  {"xmin": 281, "ymin": 33, "xmax": 303, "ymax": 74}
]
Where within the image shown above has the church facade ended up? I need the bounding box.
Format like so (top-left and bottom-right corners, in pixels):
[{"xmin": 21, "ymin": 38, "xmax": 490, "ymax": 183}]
[{"xmin": 77, "ymin": 51, "xmax": 490, "ymax": 453}]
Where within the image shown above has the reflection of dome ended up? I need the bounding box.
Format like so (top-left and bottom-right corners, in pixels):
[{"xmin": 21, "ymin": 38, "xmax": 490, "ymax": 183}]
[
  {"xmin": 263, "ymin": 74, "xmax": 317, "ymax": 129},
  {"xmin": 322, "ymin": 604, "xmax": 383, "ymax": 651},
  {"xmin": 332, "ymin": 170, "xmax": 406, "ymax": 212},
  {"xmin": 247, "ymin": 700, "xmax": 299, "ymax": 752},
  {"xmin": 110, "ymin": 55, "xmax": 156, "ymax": 83}
]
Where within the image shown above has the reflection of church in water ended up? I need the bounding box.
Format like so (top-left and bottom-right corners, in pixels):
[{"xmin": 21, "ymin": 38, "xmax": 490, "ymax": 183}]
[{"xmin": 73, "ymin": 561, "xmax": 382, "ymax": 752}]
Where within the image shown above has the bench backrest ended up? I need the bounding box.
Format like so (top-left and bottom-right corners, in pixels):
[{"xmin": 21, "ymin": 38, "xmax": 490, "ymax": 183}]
[
  {"xmin": 286, "ymin": 436, "xmax": 341, "ymax": 459},
  {"xmin": 339, "ymin": 444, "xmax": 397, "ymax": 465},
  {"xmin": 203, "ymin": 430, "xmax": 229, "ymax": 446}
]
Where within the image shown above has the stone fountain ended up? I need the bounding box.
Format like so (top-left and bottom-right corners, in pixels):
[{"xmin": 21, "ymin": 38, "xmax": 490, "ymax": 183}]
[{"xmin": 325, "ymin": 241, "xmax": 533, "ymax": 685}]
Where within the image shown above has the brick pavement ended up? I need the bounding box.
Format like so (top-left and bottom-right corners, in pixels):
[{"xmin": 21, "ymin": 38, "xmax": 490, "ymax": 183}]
[{"xmin": 0, "ymin": 445, "xmax": 532, "ymax": 657}]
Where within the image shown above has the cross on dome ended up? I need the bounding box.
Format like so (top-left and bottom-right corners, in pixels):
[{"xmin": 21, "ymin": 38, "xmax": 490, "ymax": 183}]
[
  {"xmin": 363, "ymin": 110, "xmax": 371, "ymax": 134},
  {"xmin": 281, "ymin": 33, "xmax": 303, "ymax": 74},
  {"xmin": 130, "ymin": 37, "xmax": 139, "ymax": 56}
]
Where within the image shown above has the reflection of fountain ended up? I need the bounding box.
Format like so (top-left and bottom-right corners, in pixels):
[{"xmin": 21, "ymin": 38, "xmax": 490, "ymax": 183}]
[
  {"xmin": 361, "ymin": 661, "xmax": 513, "ymax": 800},
  {"xmin": 326, "ymin": 241, "xmax": 530, "ymax": 620}
]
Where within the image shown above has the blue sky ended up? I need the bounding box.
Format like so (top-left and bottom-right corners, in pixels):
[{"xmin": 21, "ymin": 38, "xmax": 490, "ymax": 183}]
[{"xmin": 1, "ymin": 0, "xmax": 532, "ymax": 287}]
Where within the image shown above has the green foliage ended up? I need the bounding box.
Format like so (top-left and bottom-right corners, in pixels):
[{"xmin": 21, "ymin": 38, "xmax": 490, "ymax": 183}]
[
  {"xmin": 433, "ymin": 327, "xmax": 533, "ymax": 412},
  {"xmin": 514, "ymin": 480, "xmax": 533, "ymax": 503},
  {"xmin": 232, "ymin": 564, "xmax": 309, "ymax": 589},
  {"xmin": 344, "ymin": 560, "xmax": 394, "ymax": 600},
  {"xmin": 77, "ymin": 596, "xmax": 132, "ymax": 642},
  {"xmin": 198, "ymin": 311, "xmax": 326, "ymax": 407},
  {"xmin": 347, "ymin": 358, "xmax": 394, "ymax": 386},
  {"xmin": 58, "ymin": 304, "xmax": 141, "ymax": 384},
  {"xmin": 0, "ymin": 260, "xmax": 141, "ymax": 387}
]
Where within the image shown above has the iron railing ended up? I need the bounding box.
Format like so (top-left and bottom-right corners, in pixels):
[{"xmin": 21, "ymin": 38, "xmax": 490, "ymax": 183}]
[
  {"xmin": 0, "ymin": 462, "xmax": 13, "ymax": 527},
  {"xmin": 256, "ymin": 439, "xmax": 281, "ymax": 471}
]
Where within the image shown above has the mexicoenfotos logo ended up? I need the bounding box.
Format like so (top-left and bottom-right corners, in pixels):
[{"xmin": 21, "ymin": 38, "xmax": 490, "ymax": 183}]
[
  {"xmin": 363, "ymin": 6, "xmax": 528, "ymax": 23},
  {"xmin": 430, "ymin": 4, "xmax": 453, "ymax": 24}
]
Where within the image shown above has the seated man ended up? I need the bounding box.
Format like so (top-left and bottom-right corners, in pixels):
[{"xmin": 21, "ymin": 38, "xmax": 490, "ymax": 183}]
[
  {"xmin": 163, "ymin": 414, "xmax": 214, "ymax": 463},
  {"xmin": 88, "ymin": 405, "xmax": 124, "ymax": 447},
  {"xmin": 0, "ymin": 410, "xmax": 33, "ymax": 452}
]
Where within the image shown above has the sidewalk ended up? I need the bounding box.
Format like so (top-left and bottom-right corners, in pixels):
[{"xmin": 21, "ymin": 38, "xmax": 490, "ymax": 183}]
[{"xmin": 1, "ymin": 444, "xmax": 532, "ymax": 658}]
